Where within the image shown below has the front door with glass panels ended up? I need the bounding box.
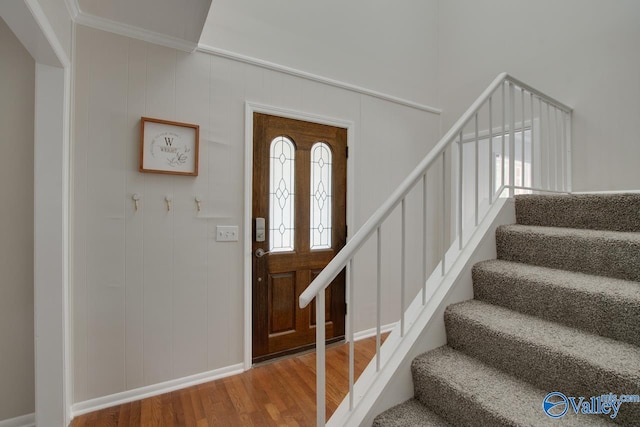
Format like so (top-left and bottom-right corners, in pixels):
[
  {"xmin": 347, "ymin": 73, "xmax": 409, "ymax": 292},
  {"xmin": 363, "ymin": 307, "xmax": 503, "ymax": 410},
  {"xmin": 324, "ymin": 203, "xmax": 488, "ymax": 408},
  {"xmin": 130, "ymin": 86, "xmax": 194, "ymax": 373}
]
[{"xmin": 252, "ymin": 113, "xmax": 347, "ymax": 362}]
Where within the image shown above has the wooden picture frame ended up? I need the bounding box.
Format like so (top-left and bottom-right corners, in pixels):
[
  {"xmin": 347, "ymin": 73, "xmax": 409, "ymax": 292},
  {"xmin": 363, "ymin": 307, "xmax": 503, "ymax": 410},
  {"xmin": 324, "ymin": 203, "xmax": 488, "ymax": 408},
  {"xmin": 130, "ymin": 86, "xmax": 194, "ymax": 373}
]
[{"xmin": 140, "ymin": 117, "xmax": 199, "ymax": 176}]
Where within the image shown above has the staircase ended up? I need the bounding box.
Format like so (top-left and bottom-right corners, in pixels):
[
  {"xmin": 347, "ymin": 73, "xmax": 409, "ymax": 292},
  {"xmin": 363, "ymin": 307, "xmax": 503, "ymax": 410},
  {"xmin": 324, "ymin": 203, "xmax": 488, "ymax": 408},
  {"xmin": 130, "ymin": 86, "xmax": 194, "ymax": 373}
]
[{"xmin": 373, "ymin": 193, "xmax": 640, "ymax": 426}]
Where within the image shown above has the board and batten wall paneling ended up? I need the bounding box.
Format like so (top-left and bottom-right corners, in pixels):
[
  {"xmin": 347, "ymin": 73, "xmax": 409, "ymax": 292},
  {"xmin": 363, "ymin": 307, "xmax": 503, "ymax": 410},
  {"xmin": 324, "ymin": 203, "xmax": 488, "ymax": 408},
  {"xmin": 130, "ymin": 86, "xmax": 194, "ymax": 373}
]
[
  {"xmin": 0, "ymin": 17, "xmax": 35, "ymax": 422},
  {"xmin": 85, "ymin": 26, "xmax": 128, "ymax": 398},
  {"xmin": 72, "ymin": 24, "xmax": 440, "ymax": 403},
  {"xmin": 171, "ymin": 50, "xmax": 210, "ymax": 380},
  {"xmin": 140, "ymin": 43, "xmax": 177, "ymax": 387},
  {"xmin": 124, "ymin": 38, "xmax": 147, "ymax": 392}
]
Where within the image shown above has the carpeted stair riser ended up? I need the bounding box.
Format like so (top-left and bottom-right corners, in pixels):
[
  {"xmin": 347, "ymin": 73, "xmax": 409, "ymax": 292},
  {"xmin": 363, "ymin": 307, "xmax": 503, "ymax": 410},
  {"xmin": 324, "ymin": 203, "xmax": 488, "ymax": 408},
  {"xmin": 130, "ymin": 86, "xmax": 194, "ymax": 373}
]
[
  {"xmin": 472, "ymin": 260, "xmax": 640, "ymax": 346},
  {"xmin": 410, "ymin": 346, "xmax": 610, "ymax": 427},
  {"xmin": 372, "ymin": 398, "xmax": 451, "ymax": 427},
  {"xmin": 445, "ymin": 300, "xmax": 640, "ymax": 425},
  {"xmin": 411, "ymin": 347, "xmax": 535, "ymax": 427},
  {"xmin": 496, "ymin": 224, "xmax": 640, "ymax": 282},
  {"xmin": 515, "ymin": 193, "xmax": 640, "ymax": 232},
  {"xmin": 374, "ymin": 194, "xmax": 640, "ymax": 426}
]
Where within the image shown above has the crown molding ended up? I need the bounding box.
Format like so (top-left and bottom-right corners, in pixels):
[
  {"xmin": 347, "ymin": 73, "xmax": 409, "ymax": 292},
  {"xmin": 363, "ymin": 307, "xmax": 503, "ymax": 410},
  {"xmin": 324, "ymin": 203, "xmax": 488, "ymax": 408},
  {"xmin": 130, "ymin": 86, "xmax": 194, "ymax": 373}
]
[{"xmin": 67, "ymin": 0, "xmax": 197, "ymax": 52}]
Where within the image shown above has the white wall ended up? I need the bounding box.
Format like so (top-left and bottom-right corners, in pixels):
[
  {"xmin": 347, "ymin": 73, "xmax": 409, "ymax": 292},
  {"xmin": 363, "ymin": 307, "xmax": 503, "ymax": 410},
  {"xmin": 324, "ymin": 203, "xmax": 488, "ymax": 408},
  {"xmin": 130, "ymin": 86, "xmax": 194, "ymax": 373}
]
[
  {"xmin": 200, "ymin": 0, "xmax": 439, "ymax": 107},
  {"xmin": 0, "ymin": 17, "xmax": 35, "ymax": 423},
  {"xmin": 72, "ymin": 24, "xmax": 441, "ymax": 403},
  {"xmin": 438, "ymin": 0, "xmax": 640, "ymax": 192}
]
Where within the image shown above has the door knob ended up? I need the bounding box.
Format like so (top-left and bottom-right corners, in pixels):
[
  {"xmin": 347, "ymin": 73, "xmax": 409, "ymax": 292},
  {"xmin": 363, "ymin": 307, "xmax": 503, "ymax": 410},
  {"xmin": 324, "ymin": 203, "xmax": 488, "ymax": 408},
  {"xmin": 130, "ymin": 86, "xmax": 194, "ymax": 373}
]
[{"xmin": 255, "ymin": 248, "xmax": 272, "ymax": 258}]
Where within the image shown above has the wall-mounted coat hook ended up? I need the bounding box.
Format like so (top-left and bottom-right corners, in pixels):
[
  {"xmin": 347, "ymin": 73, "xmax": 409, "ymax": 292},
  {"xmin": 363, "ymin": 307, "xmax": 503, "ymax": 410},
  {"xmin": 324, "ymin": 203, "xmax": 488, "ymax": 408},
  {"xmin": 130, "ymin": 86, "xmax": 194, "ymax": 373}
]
[
  {"xmin": 195, "ymin": 197, "xmax": 202, "ymax": 212},
  {"xmin": 165, "ymin": 195, "xmax": 172, "ymax": 212},
  {"xmin": 132, "ymin": 194, "xmax": 141, "ymax": 211}
]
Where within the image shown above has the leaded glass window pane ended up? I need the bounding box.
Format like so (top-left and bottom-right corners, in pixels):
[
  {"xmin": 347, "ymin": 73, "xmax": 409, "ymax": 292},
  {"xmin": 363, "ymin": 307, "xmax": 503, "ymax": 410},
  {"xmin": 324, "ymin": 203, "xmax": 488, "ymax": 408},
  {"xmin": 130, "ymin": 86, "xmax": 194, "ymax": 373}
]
[
  {"xmin": 269, "ymin": 136, "xmax": 295, "ymax": 252},
  {"xmin": 310, "ymin": 142, "xmax": 332, "ymax": 250}
]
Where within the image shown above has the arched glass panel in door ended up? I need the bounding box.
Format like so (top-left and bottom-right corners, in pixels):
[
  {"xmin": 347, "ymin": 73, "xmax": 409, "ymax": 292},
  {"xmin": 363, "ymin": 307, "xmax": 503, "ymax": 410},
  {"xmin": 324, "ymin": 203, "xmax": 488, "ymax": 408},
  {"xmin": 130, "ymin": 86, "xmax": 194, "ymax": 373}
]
[
  {"xmin": 269, "ymin": 136, "xmax": 295, "ymax": 252},
  {"xmin": 310, "ymin": 142, "xmax": 332, "ymax": 250}
]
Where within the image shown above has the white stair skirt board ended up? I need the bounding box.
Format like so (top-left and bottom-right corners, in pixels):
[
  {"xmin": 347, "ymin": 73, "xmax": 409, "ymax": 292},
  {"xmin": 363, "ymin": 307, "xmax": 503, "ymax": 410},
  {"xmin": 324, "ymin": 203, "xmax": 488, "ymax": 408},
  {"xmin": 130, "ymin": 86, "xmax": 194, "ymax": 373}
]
[
  {"xmin": 328, "ymin": 197, "xmax": 516, "ymax": 427},
  {"xmin": 71, "ymin": 363, "xmax": 244, "ymax": 418},
  {"xmin": 0, "ymin": 413, "xmax": 35, "ymax": 427}
]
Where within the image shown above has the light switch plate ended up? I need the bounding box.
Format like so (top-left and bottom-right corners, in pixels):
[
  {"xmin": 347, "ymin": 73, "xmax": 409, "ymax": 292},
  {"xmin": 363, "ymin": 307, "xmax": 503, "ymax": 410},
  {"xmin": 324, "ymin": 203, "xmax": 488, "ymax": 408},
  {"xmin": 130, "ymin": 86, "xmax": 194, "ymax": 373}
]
[{"xmin": 216, "ymin": 225, "xmax": 239, "ymax": 242}]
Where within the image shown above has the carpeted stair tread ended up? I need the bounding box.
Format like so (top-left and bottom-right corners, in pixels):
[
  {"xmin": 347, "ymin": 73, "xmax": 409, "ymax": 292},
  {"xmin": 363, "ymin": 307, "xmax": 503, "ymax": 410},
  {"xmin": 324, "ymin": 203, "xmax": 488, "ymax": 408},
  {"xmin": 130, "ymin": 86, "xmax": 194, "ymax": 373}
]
[
  {"xmin": 373, "ymin": 194, "xmax": 640, "ymax": 425},
  {"xmin": 411, "ymin": 346, "xmax": 612, "ymax": 426},
  {"xmin": 496, "ymin": 224, "xmax": 640, "ymax": 282},
  {"xmin": 445, "ymin": 299, "xmax": 640, "ymax": 382},
  {"xmin": 515, "ymin": 193, "xmax": 640, "ymax": 232},
  {"xmin": 372, "ymin": 398, "xmax": 452, "ymax": 427},
  {"xmin": 472, "ymin": 259, "xmax": 640, "ymax": 346},
  {"xmin": 445, "ymin": 300, "xmax": 640, "ymax": 424}
]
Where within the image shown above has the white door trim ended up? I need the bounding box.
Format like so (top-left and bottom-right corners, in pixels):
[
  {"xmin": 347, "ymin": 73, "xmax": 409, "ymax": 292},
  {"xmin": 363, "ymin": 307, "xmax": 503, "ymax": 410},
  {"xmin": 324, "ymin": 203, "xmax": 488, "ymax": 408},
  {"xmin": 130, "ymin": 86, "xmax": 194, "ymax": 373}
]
[
  {"xmin": 243, "ymin": 102, "xmax": 355, "ymax": 369},
  {"xmin": 0, "ymin": 1, "xmax": 72, "ymax": 424}
]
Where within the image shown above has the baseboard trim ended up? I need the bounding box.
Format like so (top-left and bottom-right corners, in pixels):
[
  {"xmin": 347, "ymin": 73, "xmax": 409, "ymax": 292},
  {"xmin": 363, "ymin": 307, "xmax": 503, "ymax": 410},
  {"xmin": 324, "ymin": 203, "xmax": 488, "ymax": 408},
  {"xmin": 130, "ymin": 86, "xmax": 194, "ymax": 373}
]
[
  {"xmin": 70, "ymin": 325, "xmax": 395, "ymax": 419},
  {"xmin": 71, "ymin": 363, "xmax": 244, "ymax": 418},
  {"xmin": 0, "ymin": 413, "xmax": 35, "ymax": 427},
  {"xmin": 353, "ymin": 322, "xmax": 398, "ymax": 342}
]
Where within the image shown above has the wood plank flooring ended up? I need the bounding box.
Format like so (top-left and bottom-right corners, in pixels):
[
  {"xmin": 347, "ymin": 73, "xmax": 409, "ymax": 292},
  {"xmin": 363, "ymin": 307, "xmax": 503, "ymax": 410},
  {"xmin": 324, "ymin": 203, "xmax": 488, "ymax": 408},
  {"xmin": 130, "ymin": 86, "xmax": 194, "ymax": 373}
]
[{"xmin": 71, "ymin": 336, "xmax": 385, "ymax": 426}]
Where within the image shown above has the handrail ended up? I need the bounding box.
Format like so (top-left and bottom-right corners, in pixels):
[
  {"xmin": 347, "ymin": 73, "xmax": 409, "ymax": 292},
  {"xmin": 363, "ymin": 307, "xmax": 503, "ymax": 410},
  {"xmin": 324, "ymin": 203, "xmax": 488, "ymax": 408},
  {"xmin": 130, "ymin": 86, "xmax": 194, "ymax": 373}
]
[
  {"xmin": 299, "ymin": 72, "xmax": 571, "ymax": 309},
  {"xmin": 299, "ymin": 73, "xmax": 573, "ymax": 426}
]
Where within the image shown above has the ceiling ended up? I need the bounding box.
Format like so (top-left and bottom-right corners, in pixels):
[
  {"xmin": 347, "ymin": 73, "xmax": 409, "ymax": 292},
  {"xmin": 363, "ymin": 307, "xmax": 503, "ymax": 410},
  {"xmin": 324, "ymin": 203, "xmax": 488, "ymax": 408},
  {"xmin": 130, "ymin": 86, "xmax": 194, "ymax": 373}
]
[{"xmin": 71, "ymin": 0, "xmax": 212, "ymax": 51}]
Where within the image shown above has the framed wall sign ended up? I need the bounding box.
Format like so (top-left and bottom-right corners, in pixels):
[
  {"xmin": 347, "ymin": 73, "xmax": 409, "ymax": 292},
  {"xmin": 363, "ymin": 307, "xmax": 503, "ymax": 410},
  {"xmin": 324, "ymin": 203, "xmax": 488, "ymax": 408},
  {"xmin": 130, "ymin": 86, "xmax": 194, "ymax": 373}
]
[{"xmin": 140, "ymin": 117, "xmax": 199, "ymax": 176}]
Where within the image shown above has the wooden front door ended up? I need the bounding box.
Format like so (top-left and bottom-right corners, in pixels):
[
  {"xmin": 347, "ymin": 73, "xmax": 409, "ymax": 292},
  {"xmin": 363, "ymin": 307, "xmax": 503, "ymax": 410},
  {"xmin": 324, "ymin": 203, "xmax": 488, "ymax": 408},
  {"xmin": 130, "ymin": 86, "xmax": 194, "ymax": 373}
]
[{"xmin": 252, "ymin": 113, "xmax": 347, "ymax": 362}]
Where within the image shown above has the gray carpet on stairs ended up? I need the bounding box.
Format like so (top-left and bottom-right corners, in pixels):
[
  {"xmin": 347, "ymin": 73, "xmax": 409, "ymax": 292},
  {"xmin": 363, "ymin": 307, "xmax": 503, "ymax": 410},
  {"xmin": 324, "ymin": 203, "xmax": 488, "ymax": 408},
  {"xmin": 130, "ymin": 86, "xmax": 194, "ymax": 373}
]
[
  {"xmin": 372, "ymin": 194, "xmax": 640, "ymax": 426},
  {"xmin": 372, "ymin": 399, "xmax": 451, "ymax": 427},
  {"xmin": 445, "ymin": 300, "xmax": 640, "ymax": 425},
  {"xmin": 410, "ymin": 346, "xmax": 612, "ymax": 427},
  {"xmin": 472, "ymin": 259, "xmax": 640, "ymax": 346},
  {"xmin": 515, "ymin": 193, "xmax": 640, "ymax": 232},
  {"xmin": 496, "ymin": 224, "xmax": 640, "ymax": 282}
]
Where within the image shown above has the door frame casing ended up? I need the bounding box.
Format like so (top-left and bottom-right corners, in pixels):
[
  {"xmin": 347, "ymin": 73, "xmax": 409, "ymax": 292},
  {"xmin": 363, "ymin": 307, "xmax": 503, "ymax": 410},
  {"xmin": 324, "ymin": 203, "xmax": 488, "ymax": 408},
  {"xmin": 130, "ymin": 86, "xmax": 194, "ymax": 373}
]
[
  {"xmin": 244, "ymin": 102, "xmax": 355, "ymax": 370},
  {"xmin": 1, "ymin": 1, "xmax": 73, "ymax": 424}
]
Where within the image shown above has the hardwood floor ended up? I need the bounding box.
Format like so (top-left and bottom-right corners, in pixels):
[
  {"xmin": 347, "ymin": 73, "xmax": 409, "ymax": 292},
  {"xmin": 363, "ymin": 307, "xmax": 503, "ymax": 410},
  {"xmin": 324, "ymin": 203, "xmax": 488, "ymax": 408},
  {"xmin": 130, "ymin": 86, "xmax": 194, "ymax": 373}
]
[{"xmin": 71, "ymin": 336, "xmax": 385, "ymax": 426}]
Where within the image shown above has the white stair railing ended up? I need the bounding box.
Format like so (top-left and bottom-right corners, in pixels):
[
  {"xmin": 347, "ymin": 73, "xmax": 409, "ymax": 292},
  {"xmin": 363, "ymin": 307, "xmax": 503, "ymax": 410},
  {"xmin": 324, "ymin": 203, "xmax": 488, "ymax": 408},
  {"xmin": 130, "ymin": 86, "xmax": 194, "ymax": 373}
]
[{"xmin": 298, "ymin": 73, "xmax": 573, "ymax": 426}]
